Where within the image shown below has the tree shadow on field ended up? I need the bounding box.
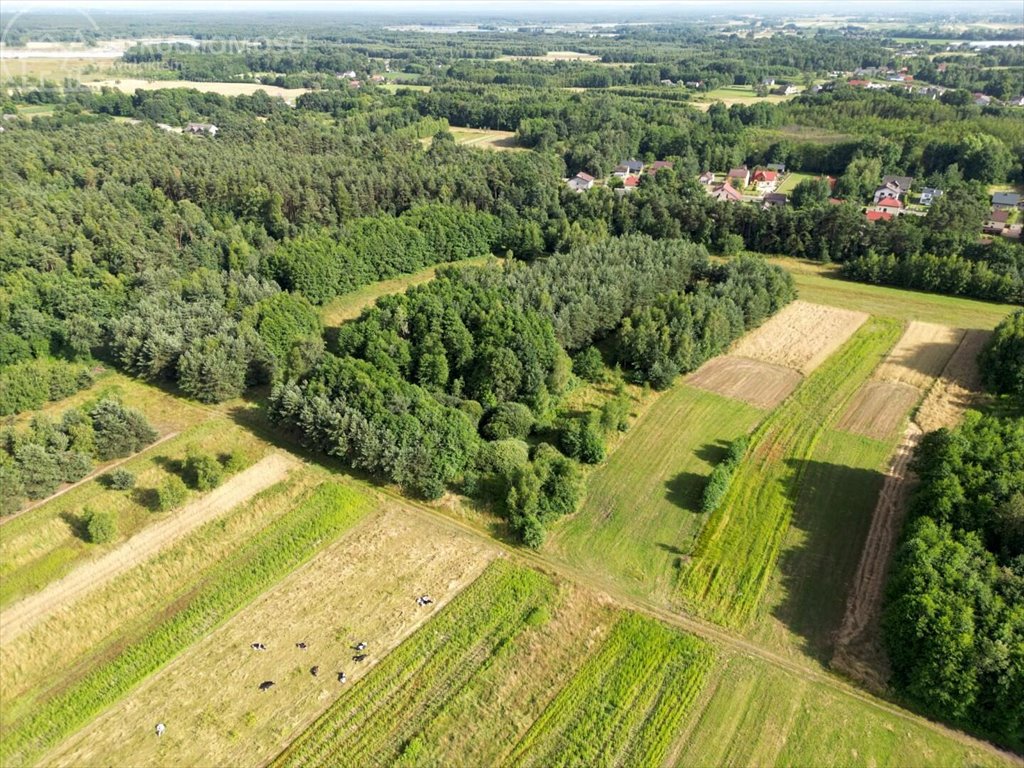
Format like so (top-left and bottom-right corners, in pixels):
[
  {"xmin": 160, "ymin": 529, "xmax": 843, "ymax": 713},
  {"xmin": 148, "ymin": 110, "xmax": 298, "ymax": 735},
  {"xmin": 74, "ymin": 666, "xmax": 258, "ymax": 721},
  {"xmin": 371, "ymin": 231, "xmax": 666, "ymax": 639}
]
[
  {"xmin": 60, "ymin": 510, "xmax": 90, "ymax": 542},
  {"xmin": 772, "ymin": 457, "xmax": 887, "ymax": 666},
  {"xmin": 664, "ymin": 471, "xmax": 709, "ymax": 511},
  {"xmin": 695, "ymin": 440, "xmax": 731, "ymax": 464}
]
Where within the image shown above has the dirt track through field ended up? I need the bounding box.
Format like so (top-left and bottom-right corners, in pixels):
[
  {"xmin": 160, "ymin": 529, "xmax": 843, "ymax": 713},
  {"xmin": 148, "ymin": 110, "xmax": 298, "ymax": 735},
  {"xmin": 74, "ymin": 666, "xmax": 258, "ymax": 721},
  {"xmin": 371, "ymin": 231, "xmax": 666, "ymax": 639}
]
[
  {"xmin": 832, "ymin": 329, "xmax": 989, "ymax": 690},
  {"xmin": 0, "ymin": 452, "xmax": 298, "ymax": 641},
  {"xmin": 687, "ymin": 356, "xmax": 803, "ymax": 409}
]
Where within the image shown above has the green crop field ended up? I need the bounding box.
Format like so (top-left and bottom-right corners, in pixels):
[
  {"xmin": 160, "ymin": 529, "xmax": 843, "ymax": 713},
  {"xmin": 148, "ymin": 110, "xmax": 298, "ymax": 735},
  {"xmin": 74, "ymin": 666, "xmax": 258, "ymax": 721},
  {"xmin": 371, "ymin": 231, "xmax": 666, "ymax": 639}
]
[
  {"xmin": 0, "ymin": 482, "xmax": 371, "ymax": 768},
  {"xmin": 506, "ymin": 613, "xmax": 714, "ymax": 768},
  {"xmin": 272, "ymin": 559, "xmax": 556, "ymax": 767},
  {"xmin": 679, "ymin": 317, "xmax": 902, "ymax": 627},
  {"xmin": 768, "ymin": 258, "xmax": 1016, "ymax": 329},
  {"xmin": 547, "ymin": 385, "xmax": 763, "ymax": 603},
  {"xmin": 672, "ymin": 655, "xmax": 1015, "ymax": 767}
]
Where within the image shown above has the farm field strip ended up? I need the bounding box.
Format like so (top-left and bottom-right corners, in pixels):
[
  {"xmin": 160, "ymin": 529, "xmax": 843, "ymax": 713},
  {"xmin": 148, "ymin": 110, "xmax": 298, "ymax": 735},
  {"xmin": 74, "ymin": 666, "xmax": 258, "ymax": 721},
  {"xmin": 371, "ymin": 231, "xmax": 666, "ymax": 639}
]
[
  {"xmin": 870, "ymin": 321, "xmax": 964, "ymax": 390},
  {"xmin": 505, "ymin": 613, "xmax": 714, "ymax": 768},
  {"xmin": 686, "ymin": 355, "xmax": 803, "ymax": 409},
  {"xmin": 0, "ymin": 470, "xmax": 323, "ymax": 717},
  {"xmin": 679, "ymin": 317, "xmax": 902, "ymax": 627},
  {"xmin": 547, "ymin": 384, "xmax": 763, "ymax": 604},
  {"xmin": 835, "ymin": 380, "xmax": 920, "ymax": 440},
  {"xmin": 85, "ymin": 78, "xmax": 308, "ymax": 101},
  {"xmin": 730, "ymin": 300, "xmax": 868, "ymax": 374},
  {"xmin": 44, "ymin": 504, "xmax": 496, "ymax": 768},
  {"xmin": 915, "ymin": 329, "xmax": 992, "ymax": 432},
  {"xmin": 0, "ymin": 482, "xmax": 372, "ymax": 768},
  {"xmin": 0, "ymin": 452, "xmax": 299, "ymax": 640},
  {"xmin": 272, "ymin": 559, "xmax": 553, "ymax": 768},
  {"xmin": 0, "ymin": 418, "xmax": 270, "ymax": 609}
]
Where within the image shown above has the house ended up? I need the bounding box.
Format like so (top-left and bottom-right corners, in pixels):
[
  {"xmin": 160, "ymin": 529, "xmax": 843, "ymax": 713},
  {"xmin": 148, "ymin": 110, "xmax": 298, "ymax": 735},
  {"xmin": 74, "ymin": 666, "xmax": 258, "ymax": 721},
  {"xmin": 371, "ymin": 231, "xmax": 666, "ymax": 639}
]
[
  {"xmin": 766, "ymin": 163, "xmax": 786, "ymax": 173},
  {"xmin": 991, "ymin": 192, "xmax": 1021, "ymax": 209},
  {"xmin": 973, "ymin": 93, "xmax": 992, "ymax": 107},
  {"xmin": 615, "ymin": 176, "xmax": 641, "ymax": 195},
  {"xmin": 865, "ymin": 210, "xmax": 893, "ymax": 222},
  {"xmin": 613, "ymin": 159, "xmax": 644, "ymax": 177},
  {"xmin": 186, "ymin": 122, "xmax": 218, "ymax": 136},
  {"xmin": 761, "ymin": 77, "xmax": 776, "ymax": 87},
  {"xmin": 370, "ymin": 74, "xmax": 386, "ymax": 84},
  {"xmin": 882, "ymin": 175, "xmax": 914, "ymax": 193},
  {"xmin": 873, "ymin": 182, "xmax": 902, "ymax": 204},
  {"xmin": 648, "ymin": 160, "xmax": 674, "ymax": 176},
  {"xmin": 919, "ymin": 187, "xmax": 943, "ymax": 206},
  {"xmin": 775, "ymin": 84, "xmax": 799, "ymax": 96},
  {"xmin": 847, "ymin": 79, "xmax": 871, "ymax": 88},
  {"xmin": 698, "ymin": 171, "xmax": 715, "ymax": 185},
  {"xmin": 660, "ymin": 79, "xmax": 674, "ymax": 86},
  {"xmin": 685, "ymin": 80, "xmax": 703, "ymax": 89},
  {"xmin": 348, "ymin": 79, "xmax": 362, "ymax": 88},
  {"xmin": 727, "ymin": 166, "xmax": 750, "ymax": 187},
  {"xmin": 340, "ymin": 70, "xmax": 357, "ymax": 79},
  {"xmin": 872, "ymin": 198, "xmax": 903, "ymax": 214},
  {"xmin": 752, "ymin": 169, "xmax": 779, "ymax": 191},
  {"xmin": 763, "ymin": 192, "xmax": 788, "ymax": 208},
  {"xmin": 709, "ymin": 183, "xmax": 743, "ymax": 203},
  {"xmin": 566, "ymin": 172, "xmax": 595, "ymax": 192},
  {"xmin": 983, "ymin": 209, "xmax": 1009, "ymax": 234}
]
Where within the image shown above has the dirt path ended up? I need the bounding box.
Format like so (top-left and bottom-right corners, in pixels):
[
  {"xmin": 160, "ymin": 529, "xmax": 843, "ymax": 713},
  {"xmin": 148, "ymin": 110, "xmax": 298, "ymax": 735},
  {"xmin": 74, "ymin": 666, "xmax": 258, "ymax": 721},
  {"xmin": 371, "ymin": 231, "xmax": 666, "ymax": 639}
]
[
  {"xmin": 0, "ymin": 452, "xmax": 298, "ymax": 641},
  {"xmin": 831, "ymin": 329, "xmax": 990, "ymax": 691},
  {"xmin": 1, "ymin": 431, "xmax": 180, "ymax": 526}
]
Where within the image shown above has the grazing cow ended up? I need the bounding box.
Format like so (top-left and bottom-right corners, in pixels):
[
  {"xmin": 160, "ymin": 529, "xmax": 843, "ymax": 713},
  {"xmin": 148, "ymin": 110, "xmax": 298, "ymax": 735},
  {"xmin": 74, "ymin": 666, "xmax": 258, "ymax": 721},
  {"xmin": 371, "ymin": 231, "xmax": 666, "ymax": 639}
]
[
  {"xmin": 354, "ymin": 641, "xmax": 367, "ymax": 651},
  {"xmin": 353, "ymin": 653, "xmax": 367, "ymax": 663},
  {"xmin": 155, "ymin": 723, "xmax": 166, "ymax": 737},
  {"xmin": 296, "ymin": 642, "xmax": 308, "ymax": 650},
  {"xmin": 417, "ymin": 595, "xmax": 433, "ymax": 606},
  {"xmin": 251, "ymin": 642, "xmax": 267, "ymax": 651},
  {"xmin": 259, "ymin": 680, "xmax": 275, "ymax": 692},
  {"xmin": 337, "ymin": 671, "xmax": 347, "ymax": 684},
  {"xmin": 310, "ymin": 666, "xmax": 319, "ymax": 677}
]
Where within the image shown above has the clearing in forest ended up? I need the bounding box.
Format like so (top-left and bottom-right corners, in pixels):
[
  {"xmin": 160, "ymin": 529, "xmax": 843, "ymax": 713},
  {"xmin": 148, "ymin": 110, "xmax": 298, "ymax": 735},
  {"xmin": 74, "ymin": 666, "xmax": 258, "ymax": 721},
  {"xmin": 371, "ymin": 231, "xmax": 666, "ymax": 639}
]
[
  {"xmin": 679, "ymin": 318, "xmax": 901, "ymax": 628},
  {"xmin": 506, "ymin": 613, "xmax": 714, "ymax": 768},
  {"xmin": 835, "ymin": 381, "xmax": 920, "ymax": 440},
  {"xmin": 729, "ymin": 300, "xmax": 868, "ymax": 375},
  {"xmin": 46, "ymin": 505, "xmax": 495, "ymax": 768},
  {"xmin": 0, "ymin": 452, "xmax": 298, "ymax": 641},
  {"xmin": 687, "ymin": 356, "xmax": 802, "ymax": 409},
  {"xmin": 547, "ymin": 385, "xmax": 762, "ymax": 604}
]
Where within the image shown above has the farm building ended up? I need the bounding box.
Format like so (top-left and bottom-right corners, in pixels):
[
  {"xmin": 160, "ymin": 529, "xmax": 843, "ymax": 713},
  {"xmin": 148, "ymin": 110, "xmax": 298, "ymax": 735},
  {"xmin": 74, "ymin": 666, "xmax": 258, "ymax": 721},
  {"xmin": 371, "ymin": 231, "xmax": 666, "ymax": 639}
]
[{"xmin": 566, "ymin": 172, "xmax": 595, "ymax": 192}]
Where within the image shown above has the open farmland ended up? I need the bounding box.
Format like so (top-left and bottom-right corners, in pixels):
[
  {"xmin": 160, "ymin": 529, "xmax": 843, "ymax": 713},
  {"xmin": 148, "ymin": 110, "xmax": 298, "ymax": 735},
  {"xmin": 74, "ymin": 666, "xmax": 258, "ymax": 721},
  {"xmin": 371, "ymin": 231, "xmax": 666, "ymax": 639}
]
[
  {"xmin": 679, "ymin": 317, "xmax": 901, "ymax": 627},
  {"xmin": 871, "ymin": 321, "xmax": 965, "ymax": 390},
  {"xmin": 687, "ymin": 356, "xmax": 803, "ymax": 409},
  {"xmin": 915, "ymin": 329, "xmax": 992, "ymax": 432},
  {"xmin": 672, "ymin": 654, "xmax": 1015, "ymax": 768},
  {"xmin": 730, "ymin": 300, "xmax": 868, "ymax": 374},
  {"xmin": 836, "ymin": 381, "xmax": 920, "ymax": 439},
  {"xmin": 85, "ymin": 78, "xmax": 308, "ymax": 102},
  {"xmin": 547, "ymin": 385, "xmax": 763, "ymax": 603},
  {"xmin": 506, "ymin": 614, "xmax": 714, "ymax": 768},
  {"xmin": 0, "ymin": 482, "xmax": 371, "ymax": 768},
  {"xmin": 44, "ymin": 504, "xmax": 496, "ymax": 768}
]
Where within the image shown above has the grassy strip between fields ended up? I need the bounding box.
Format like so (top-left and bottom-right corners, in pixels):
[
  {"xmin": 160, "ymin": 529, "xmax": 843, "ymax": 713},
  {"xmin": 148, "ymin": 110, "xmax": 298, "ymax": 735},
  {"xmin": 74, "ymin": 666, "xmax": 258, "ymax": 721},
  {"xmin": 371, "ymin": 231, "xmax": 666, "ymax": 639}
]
[
  {"xmin": 679, "ymin": 317, "xmax": 902, "ymax": 628},
  {"xmin": 272, "ymin": 558, "xmax": 553, "ymax": 768},
  {"xmin": 0, "ymin": 481, "xmax": 372, "ymax": 768},
  {"xmin": 504, "ymin": 613, "xmax": 714, "ymax": 768}
]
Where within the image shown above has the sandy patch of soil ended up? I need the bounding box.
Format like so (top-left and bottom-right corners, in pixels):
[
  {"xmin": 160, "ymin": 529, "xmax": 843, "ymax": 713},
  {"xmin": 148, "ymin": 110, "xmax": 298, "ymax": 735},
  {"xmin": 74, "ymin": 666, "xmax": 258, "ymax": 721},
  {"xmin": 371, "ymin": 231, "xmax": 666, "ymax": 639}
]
[
  {"xmin": 730, "ymin": 301, "xmax": 868, "ymax": 375},
  {"xmin": 687, "ymin": 356, "xmax": 803, "ymax": 409}
]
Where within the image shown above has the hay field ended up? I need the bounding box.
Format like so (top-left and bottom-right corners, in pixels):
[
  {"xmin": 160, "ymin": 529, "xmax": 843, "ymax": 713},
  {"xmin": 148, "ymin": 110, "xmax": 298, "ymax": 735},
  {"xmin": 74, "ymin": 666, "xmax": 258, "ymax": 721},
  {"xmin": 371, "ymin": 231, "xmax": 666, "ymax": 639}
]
[
  {"xmin": 730, "ymin": 300, "xmax": 869, "ymax": 375},
  {"xmin": 85, "ymin": 78, "xmax": 307, "ymax": 102},
  {"xmin": 835, "ymin": 381, "xmax": 920, "ymax": 440},
  {"xmin": 871, "ymin": 321, "xmax": 965, "ymax": 390},
  {"xmin": 687, "ymin": 356, "xmax": 802, "ymax": 409}
]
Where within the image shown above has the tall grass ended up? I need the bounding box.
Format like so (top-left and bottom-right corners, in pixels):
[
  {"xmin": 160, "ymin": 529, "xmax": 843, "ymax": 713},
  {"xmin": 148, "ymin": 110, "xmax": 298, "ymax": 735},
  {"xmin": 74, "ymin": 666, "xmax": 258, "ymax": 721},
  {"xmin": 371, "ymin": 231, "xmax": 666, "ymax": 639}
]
[
  {"xmin": 0, "ymin": 482, "xmax": 371, "ymax": 767},
  {"xmin": 273, "ymin": 559, "xmax": 554, "ymax": 768},
  {"xmin": 504, "ymin": 613, "xmax": 714, "ymax": 768},
  {"xmin": 680, "ymin": 318, "xmax": 901, "ymax": 627}
]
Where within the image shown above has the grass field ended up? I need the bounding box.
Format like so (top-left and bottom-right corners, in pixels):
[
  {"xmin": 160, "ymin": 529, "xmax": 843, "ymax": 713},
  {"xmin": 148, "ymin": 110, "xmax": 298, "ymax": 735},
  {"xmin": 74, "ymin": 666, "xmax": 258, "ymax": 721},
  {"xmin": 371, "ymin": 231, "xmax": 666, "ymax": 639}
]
[
  {"xmin": 776, "ymin": 172, "xmax": 816, "ymax": 194},
  {"xmin": 693, "ymin": 84, "xmax": 803, "ymax": 110},
  {"xmin": 506, "ymin": 613, "xmax": 714, "ymax": 768},
  {"xmin": 767, "ymin": 257, "xmax": 1017, "ymax": 329},
  {"xmin": 547, "ymin": 385, "xmax": 763, "ymax": 603},
  {"xmin": 679, "ymin": 317, "xmax": 902, "ymax": 627},
  {"xmin": 44, "ymin": 503, "xmax": 497, "ymax": 768},
  {"xmin": 320, "ymin": 255, "xmax": 495, "ymax": 328},
  {"xmin": 272, "ymin": 559, "xmax": 555, "ymax": 767},
  {"xmin": 671, "ymin": 654, "xmax": 1015, "ymax": 767},
  {"xmin": 0, "ymin": 482, "xmax": 371, "ymax": 768}
]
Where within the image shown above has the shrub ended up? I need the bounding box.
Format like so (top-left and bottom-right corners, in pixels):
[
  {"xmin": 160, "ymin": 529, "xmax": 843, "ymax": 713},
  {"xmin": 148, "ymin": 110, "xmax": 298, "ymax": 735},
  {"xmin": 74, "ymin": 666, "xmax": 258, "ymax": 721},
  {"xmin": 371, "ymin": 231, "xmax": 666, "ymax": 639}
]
[
  {"xmin": 89, "ymin": 399, "xmax": 158, "ymax": 460},
  {"xmin": 84, "ymin": 508, "xmax": 117, "ymax": 544},
  {"xmin": 0, "ymin": 458, "xmax": 25, "ymax": 515},
  {"xmin": 155, "ymin": 475, "xmax": 188, "ymax": 511},
  {"xmin": 478, "ymin": 438, "xmax": 531, "ymax": 479},
  {"xmin": 600, "ymin": 392, "xmax": 631, "ymax": 433},
  {"xmin": 559, "ymin": 411, "xmax": 606, "ymax": 464},
  {"xmin": 107, "ymin": 468, "xmax": 136, "ymax": 490},
  {"xmin": 221, "ymin": 450, "xmax": 247, "ymax": 474},
  {"xmin": 58, "ymin": 451, "xmax": 93, "ymax": 483},
  {"xmin": 184, "ymin": 450, "xmax": 223, "ymax": 491},
  {"xmin": 572, "ymin": 347, "xmax": 605, "ymax": 382},
  {"xmin": 481, "ymin": 402, "xmax": 535, "ymax": 441},
  {"xmin": 701, "ymin": 435, "xmax": 749, "ymax": 514},
  {"xmin": 15, "ymin": 443, "xmax": 62, "ymax": 500}
]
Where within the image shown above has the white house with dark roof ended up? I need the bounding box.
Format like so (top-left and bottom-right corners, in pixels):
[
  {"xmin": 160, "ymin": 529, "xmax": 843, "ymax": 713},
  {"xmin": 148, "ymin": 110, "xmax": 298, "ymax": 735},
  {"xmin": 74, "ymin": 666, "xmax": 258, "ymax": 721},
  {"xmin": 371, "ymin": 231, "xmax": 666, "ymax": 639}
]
[{"xmin": 567, "ymin": 172, "xmax": 595, "ymax": 192}]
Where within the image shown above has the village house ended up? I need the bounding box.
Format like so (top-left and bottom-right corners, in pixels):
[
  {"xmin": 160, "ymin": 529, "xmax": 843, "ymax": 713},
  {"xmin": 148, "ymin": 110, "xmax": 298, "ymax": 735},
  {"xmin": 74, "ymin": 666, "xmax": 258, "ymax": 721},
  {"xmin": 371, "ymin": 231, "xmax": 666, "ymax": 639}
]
[
  {"xmin": 870, "ymin": 198, "xmax": 903, "ymax": 215},
  {"xmin": 873, "ymin": 175, "xmax": 913, "ymax": 203},
  {"xmin": 983, "ymin": 209, "xmax": 1009, "ymax": 235},
  {"xmin": 752, "ymin": 169, "xmax": 779, "ymax": 192},
  {"xmin": 766, "ymin": 162, "xmax": 786, "ymax": 173},
  {"xmin": 991, "ymin": 192, "xmax": 1021, "ymax": 209},
  {"xmin": 763, "ymin": 192, "xmax": 788, "ymax": 208},
  {"xmin": 919, "ymin": 187, "xmax": 943, "ymax": 206},
  {"xmin": 865, "ymin": 210, "xmax": 893, "ymax": 222},
  {"xmin": 727, "ymin": 166, "xmax": 750, "ymax": 187},
  {"xmin": 619, "ymin": 176, "xmax": 641, "ymax": 193},
  {"xmin": 708, "ymin": 183, "xmax": 743, "ymax": 203},
  {"xmin": 698, "ymin": 171, "xmax": 716, "ymax": 185},
  {"xmin": 648, "ymin": 160, "xmax": 674, "ymax": 176},
  {"xmin": 613, "ymin": 159, "xmax": 645, "ymax": 177},
  {"xmin": 186, "ymin": 122, "xmax": 219, "ymax": 136},
  {"xmin": 566, "ymin": 172, "xmax": 595, "ymax": 192},
  {"xmin": 775, "ymin": 84, "xmax": 799, "ymax": 96}
]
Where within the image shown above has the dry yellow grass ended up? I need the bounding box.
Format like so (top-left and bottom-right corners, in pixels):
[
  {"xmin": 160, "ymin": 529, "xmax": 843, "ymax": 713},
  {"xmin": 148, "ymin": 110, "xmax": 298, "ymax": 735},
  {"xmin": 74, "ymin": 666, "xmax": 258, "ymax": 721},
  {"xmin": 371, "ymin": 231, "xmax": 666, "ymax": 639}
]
[
  {"xmin": 835, "ymin": 381, "xmax": 920, "ymax": 440},
  {"xmin": 85, "ymin": 78, "xmax": 308, "ymax": 102},
  {"xmin": 730, "ymin": 300, "xmax": 869, "ymax": 375},
  {"xmin": 915, "ymin": 329, "xmax": 992, "ymax": 433},
  {"xmin": 687, "ymin": 356, "xmax": 803, "ymax": 409},
  {"xmin": 43, "ymin": 505, "xmax": 497, "ymax": 768},
  {"xmin": 872, "ymin": 321, "xmax": 965, "ymax": 390}
]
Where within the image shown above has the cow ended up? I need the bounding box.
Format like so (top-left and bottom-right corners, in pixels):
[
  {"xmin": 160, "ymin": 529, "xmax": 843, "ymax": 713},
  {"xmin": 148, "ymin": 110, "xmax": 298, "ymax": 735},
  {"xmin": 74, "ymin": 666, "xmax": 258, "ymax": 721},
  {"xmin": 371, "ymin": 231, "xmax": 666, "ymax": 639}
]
[
  {"xmin": 296, "ymin": 642, "xmax": 308, "ymax": 650},
  {"xmin": 354, "ymin": 641, "xmax": 367, "ymax": 651},
  {"xmin": 353, "ymin": 653, "xmax": 368, "ymax": 663},
  {"xmin": 337, "ymin": 671, "xmax": 347, "ymax": 684},
  {"xmin": 155, "ymin": 723, "xmax": 166, "ymax": 737},
  {"xmin": 311, "ymin": 666, "xmax": 319, "ymax": 677},
  {"xmin": 251, "ymin": 642, "xmax": 267, "ymax": 651},
  {"xmin": 259, "ymin": 681, "xmax": 275, "ymax": 692},
  {"xmin": 417, "ymin": 595, "xmax": 433, "ymax": 606}
]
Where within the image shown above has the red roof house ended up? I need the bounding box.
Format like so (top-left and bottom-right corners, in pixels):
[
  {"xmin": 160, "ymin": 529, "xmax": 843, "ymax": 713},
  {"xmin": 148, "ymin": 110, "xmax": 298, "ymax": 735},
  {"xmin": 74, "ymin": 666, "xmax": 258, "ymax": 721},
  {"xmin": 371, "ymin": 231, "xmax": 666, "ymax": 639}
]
[
  {"xmin": 877, "ymin": 198, "xmax": 903, "ymax": 210},
  {"xmin": 866, "ymin": 210, "xmax": 893, "ymax": 222}
]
